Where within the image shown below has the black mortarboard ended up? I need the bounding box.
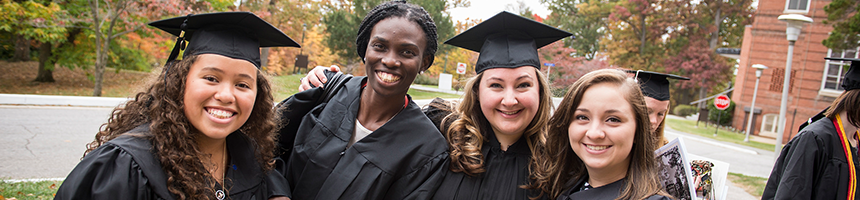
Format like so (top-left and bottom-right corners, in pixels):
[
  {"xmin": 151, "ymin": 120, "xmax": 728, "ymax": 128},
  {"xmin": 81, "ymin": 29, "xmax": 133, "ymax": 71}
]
[
  {"xmin": 824, "ymin": 57, "xmax": 860, "ymax": 91},
  {"xmin": 444, "ymin": 11, "xmax": 572, "ymax": 74},
  {"xmin": 799, "ymin": 57, "xmax": 859, "ymax": 130},
  {"xmin": 149, "ymin": 12, "xmax": 300, "ymax": 68},
  {"xmin": 628, "ymin": 70, "xmax": 690, "ymax": 101}
]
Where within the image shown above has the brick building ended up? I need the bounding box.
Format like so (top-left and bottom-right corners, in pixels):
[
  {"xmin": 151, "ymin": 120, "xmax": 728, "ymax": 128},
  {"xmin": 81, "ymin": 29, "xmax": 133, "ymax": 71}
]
[{"xmin": 731, "ymin": 0, "xmax": 857, "ymax": 143}]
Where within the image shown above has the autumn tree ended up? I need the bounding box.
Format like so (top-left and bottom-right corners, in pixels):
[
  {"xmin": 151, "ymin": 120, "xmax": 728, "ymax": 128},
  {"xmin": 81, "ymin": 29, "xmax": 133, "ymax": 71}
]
[
  {"xmin": 822, "ymin": 0, "xmax": 859, "ymax": 51},
  {"xmin": 543, "ymin": 0, "xmax": 617, "ymax": 61},
  {"xmin": 1, "ymin": 0, "xmax": 69, "ymax": 82},
  {"xmin": 82, "ymin": 0, "xmax": 199, "ymax": 96}
]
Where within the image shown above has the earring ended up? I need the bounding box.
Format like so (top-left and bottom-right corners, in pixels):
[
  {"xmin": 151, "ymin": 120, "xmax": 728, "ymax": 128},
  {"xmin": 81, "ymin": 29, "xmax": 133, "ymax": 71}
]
[
  {"xmin": 363, "ymin": 57, "xmax": 366, "ymax": 62},
  {"xmin": 419, "ymin": 71, "xmax": 424, "ymax": 75}
]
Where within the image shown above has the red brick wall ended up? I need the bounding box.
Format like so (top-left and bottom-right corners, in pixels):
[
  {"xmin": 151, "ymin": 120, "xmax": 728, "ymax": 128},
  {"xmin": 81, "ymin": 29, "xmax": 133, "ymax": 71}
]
[{"xmin": 730, "ymin": 0, "xmax": 835, "ymax": 143}]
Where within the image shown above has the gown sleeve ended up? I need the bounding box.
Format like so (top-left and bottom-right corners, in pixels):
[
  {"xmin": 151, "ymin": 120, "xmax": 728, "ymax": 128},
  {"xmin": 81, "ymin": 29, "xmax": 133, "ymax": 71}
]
[
  {"xmin": 55, "ymin": 143, "xmax": 154, "ymax": 200},
  {"xmin": 762, "ymin": 130, "xmax": 822, "ymax": 200},
  {"xmin": 387, "ymin": 152, "xmax": 449, "ymax": 200},
  {"xmin": 266, "ymin": 157, "xmax": 292, "ymax": 198}
]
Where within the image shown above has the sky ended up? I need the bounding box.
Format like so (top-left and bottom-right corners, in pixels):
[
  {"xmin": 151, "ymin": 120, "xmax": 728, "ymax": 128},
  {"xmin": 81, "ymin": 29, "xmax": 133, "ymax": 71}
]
[{"xmin": 447, "ymin": 0, "xmax": 551, "ymax": 22}]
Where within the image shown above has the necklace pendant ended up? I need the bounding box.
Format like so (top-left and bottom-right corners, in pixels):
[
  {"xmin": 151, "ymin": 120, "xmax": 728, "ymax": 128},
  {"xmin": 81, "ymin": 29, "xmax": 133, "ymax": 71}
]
[{"xmin": 215, "ymin": 189, "xmax": 225, "ymax": 200}]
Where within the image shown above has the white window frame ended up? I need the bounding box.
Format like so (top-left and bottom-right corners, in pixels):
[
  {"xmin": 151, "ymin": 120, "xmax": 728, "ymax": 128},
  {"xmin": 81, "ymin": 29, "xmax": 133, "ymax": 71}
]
[
  {"xmin": 784, "ymin": 0, "xmax": 810, "ymax": 14},
  {"xmin": 819, "ymin": 48, "xmax": 859, "ymax": 97},
  {"xmin": 761, "ymin": 114, "xmax": 779, "ymax": 134}
]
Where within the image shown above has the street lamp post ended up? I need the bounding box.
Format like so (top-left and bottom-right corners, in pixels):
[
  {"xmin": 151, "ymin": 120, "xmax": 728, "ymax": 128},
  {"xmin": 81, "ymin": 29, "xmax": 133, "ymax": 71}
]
[
  {"xmin": 745, "ymin": 64, "xmax": 768, "ymax": 142},
  {"xmin": 775, "ymin": 14, "xmax": 812, "ymax": 154}
]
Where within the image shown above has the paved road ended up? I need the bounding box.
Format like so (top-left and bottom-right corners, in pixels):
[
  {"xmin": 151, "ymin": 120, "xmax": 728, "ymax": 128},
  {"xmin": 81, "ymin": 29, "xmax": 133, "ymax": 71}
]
[
  {"xmin": 0, "ymin": 103, "xmax": 769, "ymax": 199},
  {"xmin": 0, "ymin": 105, "xmax": 112, "ymax": 179}
]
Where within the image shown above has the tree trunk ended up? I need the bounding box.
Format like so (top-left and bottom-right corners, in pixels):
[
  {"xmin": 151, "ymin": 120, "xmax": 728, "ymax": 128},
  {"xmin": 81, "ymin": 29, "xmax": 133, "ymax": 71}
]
[
  {"xmin": 35, "ymin": 42, "xmax": 55, "ymax": 82},
  {"xmin": 93, "ymin": 37, "xmax": 107, "ymax": 96},
  {"xmin": 12, "ymin": 34, "xmax": 31, "ymax": 62},
  {"xmin": 710, "ymin": 7, "xmax": 721, "ymax": 50},
  {"xmin": 639, "ymin": 14, "xmax": 646, "ymax": 54}
]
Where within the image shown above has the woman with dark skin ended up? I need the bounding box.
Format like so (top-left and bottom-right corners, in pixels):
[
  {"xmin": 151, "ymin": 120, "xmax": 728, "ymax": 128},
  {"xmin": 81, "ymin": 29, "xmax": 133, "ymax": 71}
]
[
  {"xmin": 300, "ymin": 11, "xmax": 571, "ymax": 200},
  {"xmin": 274, "ymin": 1, "xmax": 448, "ymax": 199},
  {"xmin": 56, "ymin": 12, "xmax": 294, "ymax": 200}
]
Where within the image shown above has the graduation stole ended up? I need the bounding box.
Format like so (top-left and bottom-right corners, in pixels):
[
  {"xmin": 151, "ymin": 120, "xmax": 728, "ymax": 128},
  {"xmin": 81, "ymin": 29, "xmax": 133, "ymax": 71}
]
[{"xmin": 833, "ymin": 114, "xmax": 857, "ymax": 200}]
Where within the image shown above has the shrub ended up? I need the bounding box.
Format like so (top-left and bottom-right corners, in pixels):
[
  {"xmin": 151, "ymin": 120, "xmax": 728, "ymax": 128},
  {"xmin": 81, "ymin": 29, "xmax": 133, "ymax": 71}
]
[
  {"xmin": 708, "ymin": 99, "xmax": 735, "ymax": 125},
  {"xmin": 673, "ymin": 104, "xmax": 698, "ymax": 117},
  {"xmin": 414, "ymin": 73, "xmax": 438, "ymax": 85}
]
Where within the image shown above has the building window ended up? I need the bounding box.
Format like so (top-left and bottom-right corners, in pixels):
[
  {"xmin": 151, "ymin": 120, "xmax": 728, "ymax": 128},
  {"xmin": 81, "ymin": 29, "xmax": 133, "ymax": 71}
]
[
  {"xmin": 761, "ymin": 114, "xmax": 779, "ymax": 133},
  {"xmin": 820, "ymin": 48, "xmax": 859, "ymax": 96},
  {"xmin": 785, "ymin": 0, "xmax": 809, "ymax": 13}
]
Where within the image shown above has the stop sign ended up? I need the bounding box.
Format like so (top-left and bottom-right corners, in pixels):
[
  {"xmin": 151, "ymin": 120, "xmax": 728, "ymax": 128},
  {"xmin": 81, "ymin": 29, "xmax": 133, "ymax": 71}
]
[{"xmin": 714, "ymin": 95, "xmax": 730, "ymax": 110}]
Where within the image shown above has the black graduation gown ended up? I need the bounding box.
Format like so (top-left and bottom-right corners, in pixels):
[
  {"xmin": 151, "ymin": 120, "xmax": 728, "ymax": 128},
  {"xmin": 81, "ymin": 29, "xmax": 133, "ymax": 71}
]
[
  {"xmin": 55, "ymin": 124, "xmax": 281, "ymax": 200},
  {"xmin": 276, "ymin": 76, "xmax": 449, "ymax": 200},
  {"xmin": 762, "ymin": 117, "xmax": 860, "ymax": 200},
  {"xmin": 557, "ymin": 177, "xmax": 671, "ymax": 200},
  {"xmin": 432, "ymin": 132, "xmax": 540, "ymax": 200}
]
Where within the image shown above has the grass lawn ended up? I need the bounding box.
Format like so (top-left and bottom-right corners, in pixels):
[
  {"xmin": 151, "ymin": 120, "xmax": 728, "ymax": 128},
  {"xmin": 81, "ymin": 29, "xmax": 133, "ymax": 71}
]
[
  {"xmin": 0, "ymin": 180, "xmax": 61, "ymax": 200},
  {"xmin": 270, "ymin": 74, "xmax": 461, "ymax": 101},
  {"xmin": 727, "ymin": 172, "xmax": 768, "ymax": 198},
  {"xmin": 665, "ymin": 117, "xmax": 775, "ymax": 151}
]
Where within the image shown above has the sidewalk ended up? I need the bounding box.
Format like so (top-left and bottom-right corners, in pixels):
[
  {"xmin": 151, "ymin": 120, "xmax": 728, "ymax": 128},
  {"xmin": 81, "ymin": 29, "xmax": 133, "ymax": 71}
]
[
  {"xmin": 666, "ymin": 114, "xmax": 777, "ymax": 145},
  {"xmin": 409, "ymin": 84, "xmax": 464, "ymax": 95}
]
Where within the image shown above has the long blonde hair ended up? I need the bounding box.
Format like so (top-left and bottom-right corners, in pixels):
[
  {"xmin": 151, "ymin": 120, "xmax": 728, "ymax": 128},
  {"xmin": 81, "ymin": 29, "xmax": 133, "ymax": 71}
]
[
  {"xmin": 444, "ymin": 67, "xmax": 552, "ymax": 177},
  {"xmin": 530, "ymin": 69, "xmax": 668, "ymax": 200}
]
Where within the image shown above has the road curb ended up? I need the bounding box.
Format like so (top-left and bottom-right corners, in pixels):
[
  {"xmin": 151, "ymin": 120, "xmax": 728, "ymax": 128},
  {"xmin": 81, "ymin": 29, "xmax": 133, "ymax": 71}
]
[{"xmin": 0, "ymin": 94, "xmax": 130, "ymax": 107}]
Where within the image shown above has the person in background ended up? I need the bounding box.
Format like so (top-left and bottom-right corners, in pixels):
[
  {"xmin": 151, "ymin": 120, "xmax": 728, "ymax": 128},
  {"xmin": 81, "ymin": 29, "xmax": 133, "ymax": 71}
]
[
  {"xmin": 762, "ymin": 57, "xmax": 860, "ymax": 200},
  {"xmin": 56, "ymin": 12, "xmax": 297, "ymax": 200},
  {"xmin": 273, "ymin": 1, "xmax": 448, "ymax": 199},
  {"xmin": 628, "ymin": 70, "xmax": 690, "ymax": 146},
  {"xmin": 531, "ymin": 69, "xmax": 671, "ymax": 200}
]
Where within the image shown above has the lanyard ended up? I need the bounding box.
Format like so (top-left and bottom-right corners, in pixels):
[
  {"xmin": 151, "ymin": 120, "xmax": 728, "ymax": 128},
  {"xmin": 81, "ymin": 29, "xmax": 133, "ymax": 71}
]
[{"xmin": 834, "ymin": 114, "xmax": 857, "ymax": 200}]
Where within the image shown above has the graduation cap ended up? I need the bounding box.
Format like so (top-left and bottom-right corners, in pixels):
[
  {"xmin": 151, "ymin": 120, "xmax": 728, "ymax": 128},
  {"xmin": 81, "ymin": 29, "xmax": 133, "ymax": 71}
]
[
  {"xmin": 444, "ymin": 11, "xmax": 572, "ymax": 74},
  {"xmin": 149, "ymin": 12, "xmax": 300, "ymax": 69},
  {"xmin": 824, "ymin": 57, "xmax": 860, "ymax": 91},
  {"xmin": 628, "ymin": 70, "xmax": 690, "ymax": 101},
  {"xmin": 799, "ymin": 56, "xmax": 860, "ymax": 130}
]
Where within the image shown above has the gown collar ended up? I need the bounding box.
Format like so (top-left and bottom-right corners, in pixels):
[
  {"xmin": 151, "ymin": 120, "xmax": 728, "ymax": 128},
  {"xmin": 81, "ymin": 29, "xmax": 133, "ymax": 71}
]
[{"xmin": 483, "ymin": 129, "xmax": 530, "ymax": 155}]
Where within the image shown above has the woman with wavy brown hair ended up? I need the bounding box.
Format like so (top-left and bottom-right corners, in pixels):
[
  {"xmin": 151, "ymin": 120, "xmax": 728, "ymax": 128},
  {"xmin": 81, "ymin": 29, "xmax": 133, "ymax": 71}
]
[
  {"xmin": 56, "ymin": 12, "xmax": 296, "ymax": 200},
  {"xmin": 530, "ymin": 69, "xmax": 671, "ymax": 200}
]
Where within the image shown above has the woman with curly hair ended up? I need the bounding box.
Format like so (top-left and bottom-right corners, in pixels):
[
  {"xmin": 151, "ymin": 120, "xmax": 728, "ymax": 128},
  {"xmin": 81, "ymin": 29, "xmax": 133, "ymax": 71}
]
[
  {"xmin": 273, "ymin": 1, "xmax": 448, "ymax": 199},
  {"xmin": 530, "ymin": 69, "xmax": 671, "ymax": 200},
  {"xmin": 55, "ymin": 12, "xmax": 297, "ymax": 200}
]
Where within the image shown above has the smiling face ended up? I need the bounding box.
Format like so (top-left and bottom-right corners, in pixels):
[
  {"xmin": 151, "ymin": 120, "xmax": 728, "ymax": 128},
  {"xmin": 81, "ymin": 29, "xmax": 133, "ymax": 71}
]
[
  {"xmin": 645, "ymin": 96, "xmax": 670, "ymax": 133},
  {"xmin": 363, "ymin": 17, "xmax": 428, "ymax": 97},
  {"xmin": 183, "ymin": 54, "xmax": 257, "ymax": 140},
  {"xmin": 568, "ymin": 82, "xmax": 636, "ymax": 176},
  {"xmin": 478, "ymin": 66, "xmax": 540, "ymax": 138}
]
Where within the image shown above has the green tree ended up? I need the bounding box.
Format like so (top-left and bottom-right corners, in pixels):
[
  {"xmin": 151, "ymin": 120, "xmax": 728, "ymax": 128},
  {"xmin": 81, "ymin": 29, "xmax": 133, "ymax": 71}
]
[
  {"xmin": 822, "ymin": 0, "xmax": 859, "ymax": 50},
  {"xmin": 543, "ymin": 0, "xmax": 614, "ymax": 61},
  {"xmin": 1, "ymin": 0, "xmax": 70, "ymax": 82}
]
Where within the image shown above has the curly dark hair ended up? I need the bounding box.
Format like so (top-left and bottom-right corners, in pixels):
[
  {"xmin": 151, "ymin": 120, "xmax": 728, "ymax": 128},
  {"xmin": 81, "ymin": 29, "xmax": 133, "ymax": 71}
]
[
  {"xmin": 356, "ymin": 0, "xmax": 437, "ymax": 69},
  {"xmin": 83, "ymin": 54, "xmax": 278, "ymax": 200}
]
